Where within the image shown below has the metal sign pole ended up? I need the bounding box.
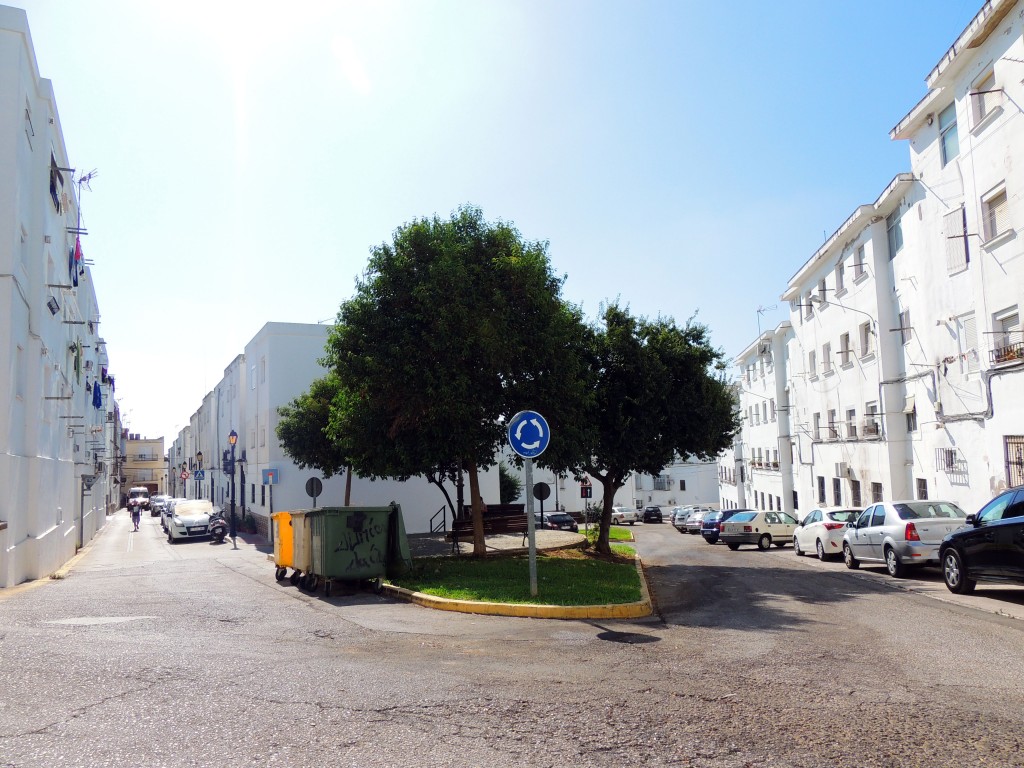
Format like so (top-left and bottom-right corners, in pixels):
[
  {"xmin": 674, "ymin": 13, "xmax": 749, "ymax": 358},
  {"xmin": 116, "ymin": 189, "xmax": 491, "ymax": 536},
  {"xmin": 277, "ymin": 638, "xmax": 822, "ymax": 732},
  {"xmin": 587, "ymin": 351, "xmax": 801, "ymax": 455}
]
[{"xmin": 524, "ymin": 458, "xmax": 537, "ymax": 597}]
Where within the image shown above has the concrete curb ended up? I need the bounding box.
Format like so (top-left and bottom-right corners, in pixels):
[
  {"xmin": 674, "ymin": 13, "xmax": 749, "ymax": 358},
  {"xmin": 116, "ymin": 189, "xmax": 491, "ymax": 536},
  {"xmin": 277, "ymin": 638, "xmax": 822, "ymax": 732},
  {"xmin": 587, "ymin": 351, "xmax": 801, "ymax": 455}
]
[{"xmin": 381, "ymin": 554, "xmax": 652, "ymax": 620}]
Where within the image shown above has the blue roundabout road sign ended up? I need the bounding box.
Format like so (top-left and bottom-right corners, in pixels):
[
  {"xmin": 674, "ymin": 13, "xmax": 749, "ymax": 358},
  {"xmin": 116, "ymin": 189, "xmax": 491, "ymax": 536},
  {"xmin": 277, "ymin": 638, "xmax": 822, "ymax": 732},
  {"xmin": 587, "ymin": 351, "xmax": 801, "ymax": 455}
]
[{"xmin": 507, "ymin": 410, "xmax": 551, "ymax": 459}]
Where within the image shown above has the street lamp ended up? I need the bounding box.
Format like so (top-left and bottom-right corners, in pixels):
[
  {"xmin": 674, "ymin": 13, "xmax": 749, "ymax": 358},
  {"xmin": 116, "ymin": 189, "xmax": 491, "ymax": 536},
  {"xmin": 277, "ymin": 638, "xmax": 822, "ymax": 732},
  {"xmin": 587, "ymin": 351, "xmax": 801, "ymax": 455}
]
[{"xmin": 227, "ymin": 430, "xmax": 238, "ymax": 544}]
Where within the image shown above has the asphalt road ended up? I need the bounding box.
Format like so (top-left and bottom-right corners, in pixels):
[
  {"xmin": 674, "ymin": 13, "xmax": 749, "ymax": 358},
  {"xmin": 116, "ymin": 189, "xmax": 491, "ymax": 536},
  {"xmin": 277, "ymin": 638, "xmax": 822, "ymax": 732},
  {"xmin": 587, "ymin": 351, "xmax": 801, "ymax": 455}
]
[{"xmin": 1, "ymin": 513, "xmax": 1022, "ymax": 768}]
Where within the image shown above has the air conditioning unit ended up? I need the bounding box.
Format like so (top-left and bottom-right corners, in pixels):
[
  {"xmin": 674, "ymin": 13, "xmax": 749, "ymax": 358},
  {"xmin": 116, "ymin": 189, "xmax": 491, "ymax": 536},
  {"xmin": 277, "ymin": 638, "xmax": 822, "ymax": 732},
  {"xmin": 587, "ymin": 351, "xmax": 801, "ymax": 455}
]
[{"xmin": 835, "ymin": 462, "xmax": 848, "ymax": 477}]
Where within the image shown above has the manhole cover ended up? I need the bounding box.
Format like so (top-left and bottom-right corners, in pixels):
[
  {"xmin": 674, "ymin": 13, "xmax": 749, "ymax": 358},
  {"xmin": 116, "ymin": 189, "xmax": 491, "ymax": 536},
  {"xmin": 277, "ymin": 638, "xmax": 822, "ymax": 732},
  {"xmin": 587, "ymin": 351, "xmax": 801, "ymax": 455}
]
[{"xmin": 596, "ymin": 630, "xmax": 659, "ymax": 645}]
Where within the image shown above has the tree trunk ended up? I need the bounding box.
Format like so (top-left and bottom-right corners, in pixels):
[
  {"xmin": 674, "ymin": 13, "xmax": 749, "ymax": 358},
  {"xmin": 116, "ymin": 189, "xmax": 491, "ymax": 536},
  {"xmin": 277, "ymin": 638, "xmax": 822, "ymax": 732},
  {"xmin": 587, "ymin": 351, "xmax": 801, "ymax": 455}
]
[
  {"xmin": 595, "ymin": 474, "xmax": 623, "ymax": 555},
  {"xmin": 466, "ymin": 462, "xmax": 487, "ymax": 557},
  {"xmin": 344, "ymin": 464, "xmax": 352, "ymax": 506}
]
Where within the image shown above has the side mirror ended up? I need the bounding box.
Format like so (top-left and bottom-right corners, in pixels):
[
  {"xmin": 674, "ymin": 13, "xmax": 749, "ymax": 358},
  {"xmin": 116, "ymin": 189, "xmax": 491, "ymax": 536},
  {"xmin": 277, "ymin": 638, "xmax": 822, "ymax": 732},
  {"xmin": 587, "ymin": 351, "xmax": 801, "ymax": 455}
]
[
  {"xmin": 847, "ymin": 521, "xmax": 856, "ymax": 529},
  {"xmin": 965, "ymin": 513, "xmax": 978, "ymax": 526}
]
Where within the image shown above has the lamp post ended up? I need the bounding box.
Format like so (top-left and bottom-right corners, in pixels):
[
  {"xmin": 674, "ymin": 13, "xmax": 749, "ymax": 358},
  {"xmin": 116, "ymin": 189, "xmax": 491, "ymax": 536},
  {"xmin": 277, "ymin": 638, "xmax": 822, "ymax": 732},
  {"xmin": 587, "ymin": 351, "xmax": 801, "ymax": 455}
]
[
  {"xmin": 227, "ymin": 430, "xmax": 238, "ymax": 545},
  {"xmin": 195, "ymin": 451, "xmax": 203, "ymax": 500}
]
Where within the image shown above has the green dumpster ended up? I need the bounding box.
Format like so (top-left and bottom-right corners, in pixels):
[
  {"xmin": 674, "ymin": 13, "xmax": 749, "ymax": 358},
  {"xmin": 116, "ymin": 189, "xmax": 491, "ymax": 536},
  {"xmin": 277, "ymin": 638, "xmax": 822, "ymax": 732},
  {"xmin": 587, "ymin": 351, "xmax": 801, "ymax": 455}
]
[{"xmin": 307, "ymin": 504, "xmax": 411, "ymax": 597}]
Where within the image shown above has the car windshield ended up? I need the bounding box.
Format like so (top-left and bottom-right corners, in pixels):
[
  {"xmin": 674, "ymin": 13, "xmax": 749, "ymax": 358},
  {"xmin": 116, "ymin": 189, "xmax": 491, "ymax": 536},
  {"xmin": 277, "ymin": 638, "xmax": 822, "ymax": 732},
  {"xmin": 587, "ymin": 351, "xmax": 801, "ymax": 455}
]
[
  {"xmin": 826, "ymin": 510, "xmax": 859, "ymax": 523},
  {"xmin": 893, "ymin": 502, "xmax": 966, "ymax": 520},
  {"xmin": 130, "ymin": 491, "xmax": 148, "ymax": 499},
  {"xmin": 729, "ymin": 512, "xmax": 757, "ymax": 523},
  {"xmin": 539, "ymin": 514, "xmax": 573, "ymax": 523}
]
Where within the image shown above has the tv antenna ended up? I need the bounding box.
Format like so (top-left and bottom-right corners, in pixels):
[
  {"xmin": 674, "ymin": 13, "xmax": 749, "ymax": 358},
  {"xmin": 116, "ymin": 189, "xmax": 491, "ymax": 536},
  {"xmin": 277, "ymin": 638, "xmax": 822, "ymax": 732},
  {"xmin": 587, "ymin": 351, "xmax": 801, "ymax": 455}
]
[{"xmin": 756, "ymin": 304, "xmax": 777, "ymax": 337}]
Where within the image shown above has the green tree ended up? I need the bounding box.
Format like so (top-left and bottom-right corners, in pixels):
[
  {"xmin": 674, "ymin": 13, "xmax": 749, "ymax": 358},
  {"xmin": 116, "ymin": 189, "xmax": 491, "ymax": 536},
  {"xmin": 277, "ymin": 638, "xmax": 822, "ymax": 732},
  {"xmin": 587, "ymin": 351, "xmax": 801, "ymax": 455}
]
[
  {"xmin": 276, "ymin": 373, "xmax": 348, "ymax": 479},
  {"xmin": 323, "ymin": 205, "xmax": 592, "ymax": 556},
  {"xmin": 581, "ymin": 303, "xmax": 740, "ymax": 554},
  {"xmin": 498, "ymin": 461, "xmax": 523, "ymax": 505}
]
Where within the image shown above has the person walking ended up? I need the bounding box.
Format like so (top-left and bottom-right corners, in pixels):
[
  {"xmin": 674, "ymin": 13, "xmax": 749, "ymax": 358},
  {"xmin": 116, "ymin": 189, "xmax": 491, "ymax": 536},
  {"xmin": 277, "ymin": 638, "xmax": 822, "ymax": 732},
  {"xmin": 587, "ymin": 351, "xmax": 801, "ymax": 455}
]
[{"xmin": 130, "ymin": 503, "xmax": 141, "ymax": 532}]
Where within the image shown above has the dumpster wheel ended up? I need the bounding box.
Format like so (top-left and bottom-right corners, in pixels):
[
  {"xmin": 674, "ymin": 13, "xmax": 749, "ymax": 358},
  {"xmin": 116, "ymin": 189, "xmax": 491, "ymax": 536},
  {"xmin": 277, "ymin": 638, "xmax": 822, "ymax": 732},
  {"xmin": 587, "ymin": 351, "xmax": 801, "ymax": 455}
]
[
  {"xmin": 275, "ymin": 566, "xmax": 287, "ymax": 582},
  {"xmin": 289, "ymin": 570, "xmax": 301, "ymax": 587},
  {"xmin": 306, "ymin": 574, "xmax": 320, "ymax": 592},
  {"xmin": 372, "ymin": 578, "xmax": 383, "ymax": 594},
  {"xmin": 325, "ymin": 580, "xmax": 333, "ymax": 598}
]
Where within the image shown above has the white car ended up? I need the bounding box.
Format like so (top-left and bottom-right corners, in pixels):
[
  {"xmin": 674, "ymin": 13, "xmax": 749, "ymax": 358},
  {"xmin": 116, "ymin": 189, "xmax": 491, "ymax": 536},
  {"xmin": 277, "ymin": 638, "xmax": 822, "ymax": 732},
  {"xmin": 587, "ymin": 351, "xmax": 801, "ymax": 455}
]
[
  {"xmin": 842, "ymin": 500, "xmax": 967, "ymax": 577},
  {"xmin": 161, "ymin": 497, "xmax": 188, "ymax": 532},
  {"xmin": 610, "ymin": 506, "xmax": 640, "ymax": 525},
  {"xmin": 720, "ymin": 510, "xmax": 799, "ymax": 551},
  {"xmin": 166, "ymin": 499, "xmax": 217, "ymax": 543},
  {"xmin": 794, "ymin": 507, "xmax": 861, "ymax": 560}
]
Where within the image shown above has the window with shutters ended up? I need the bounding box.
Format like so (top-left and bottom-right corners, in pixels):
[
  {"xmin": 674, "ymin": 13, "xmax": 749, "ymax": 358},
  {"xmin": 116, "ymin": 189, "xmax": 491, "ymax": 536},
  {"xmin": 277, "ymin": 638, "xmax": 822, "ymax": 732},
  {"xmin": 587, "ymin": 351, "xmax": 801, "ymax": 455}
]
[
  {"xmin": 982, "ymin": 186, "xmax": 1009, "ymax": 243},
  {"xmin": 853, "ymin": 245, "xmax": 867, "ymax": 281},
  {"xmin": 970, "ymin": 70, "xmax": 1001, "ymax": 127},
  {"xmin": 939, "ymin": 102, "xmax": 959, "ymax": 167},
  {"xmin": 835, "ymin": 261, "xmax": 846, "ymax": 296},
  {"xmin": 991, "ymin": 308, "xmax": 1021, "ymax": 365},
  {"xmin": 899, "ymin": 309, "xmax": 912, "ymax": 345},
  {"xmin": 944, "ymin": 205, "xmax": 969, "ymax": 273},
  {"xmin": 957, "ymin": 313, "xmax": 980, "ymax": 374},
  {"xmin": 808, "ymin": 350, "xmax": 818, "ymax": 379}
]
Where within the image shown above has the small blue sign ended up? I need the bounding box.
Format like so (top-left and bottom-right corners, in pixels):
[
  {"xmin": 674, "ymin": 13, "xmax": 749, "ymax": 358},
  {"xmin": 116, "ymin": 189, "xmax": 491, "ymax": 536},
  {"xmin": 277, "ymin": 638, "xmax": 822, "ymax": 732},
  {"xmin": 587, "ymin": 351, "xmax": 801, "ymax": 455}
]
[
  {"xmin": 193, "ymin": 470, "xmax": 205, "ymax": 482},
  {"xmin": 507, "ymin": 410, "xmax": 551, "ymax": 459},
  {"xmin": 262, "ymin": 468, "xmax": 279, "ymax": 485}
]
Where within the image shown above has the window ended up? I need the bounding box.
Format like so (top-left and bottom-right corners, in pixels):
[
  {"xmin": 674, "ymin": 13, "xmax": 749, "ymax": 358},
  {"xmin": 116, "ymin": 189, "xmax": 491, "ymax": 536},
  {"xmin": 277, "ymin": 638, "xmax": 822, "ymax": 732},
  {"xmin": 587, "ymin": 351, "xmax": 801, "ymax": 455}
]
[
  {"xmin": 839, "ymin": 332, "xmax": 852, "ymax": 366},
  {"xmin": 971, "ymin": 70, "xmax": 1000, "ymax": 126},
  {"xmin": 776, "ymin": 496, "xmax": 781, "ymax": 512},
  {"xmin": 772, "ymin": 449, "xmax": 779, "ymax": 468},
  {"xmin": 817, "ymin": 279, "xmax": 827, "ymax": 306},
  {"xmin": 261, "ymin": 485, "xmax": 266, "ymax": 506},
  {"xmin": 822, "ymin": 342, "xmax": 832, "ymax": 374},
  {"xmin": 49, "ymin": 154, "xmax": 64, "ymax": 213},
  {"xmin": 865, "ymin": 402, "xmax": 880, "ymax": 436},
  {"xmin": 679, "ymin": 480, "xmax": 686, "ymax": 491},
  {"xmin": 992, "ymin": 308, "xmax": 1021, "ymax": 364},
  {"xmin": 817, "ymin": 476, "xmax": 826, "ymax": 504},
  {"xmin": 846, "ymin": 408, "xmax": 857, "ymax": 438},
  {"xmin": 653, "ymin": 474, "xmax": 670, "ymax": 491},
  {"xmin": 982, "ymin": 187, "xmax": 1009, "ymax": 242},
  {"xmin": 827, "ymin": 410, "xmax": 838, "ymax": 440},
  {"xmin": 859, "ymin": 322, "xmax": 874, "ymax": 357},
  {"xmin": 833, "ymin": 477, "xmax": 842, "ymax": 507},
  {"xmin": 938, "ymin": 102, "xmax": 959, "ymax": 166},
  {"xmin": 944, "ymin": 205, "xmax": 969, "ymax": 273},
  {"xmin": 770, "ymin": 399, "xmax": 776, "ymax": 421},
  {"xmin": 871, "ymin": 482, "xmax": 883, "ymax": 503},
  {"xmin": 813, "ymin": 412, "xmax": 821, "ymax": 441},
  {"xmin": 260, "ymin": 356, "xmax": 267, "ymax": 383},
  {"xmin": 835, "ymin": 261, "xmax": 846, "ymax": 295},
  {"xmin": 805, "ymin": 293, "xmax": 814, "ymax": 320},
  {"xmin": 769, "ymin": 495, "xmax": 774, "ymax": 510},
  {"xmin": 808, "ymin": 350, "xmax": 817, "ymax": 378},
  {"xmin": 762, "ymin": 402, "xmax": 768, "ymax": 423},
  {"xmin": 899, "ymin": 309, "xmax": 912, "ymax": 345},
  {"xmin": 906, "ymin": 406, "xmax": 918, "ymax": 433},
  {"xmin": 851, "ymin": 480, "xmax": 861, "ymax": 507},
  {"xmin": 957, "ymin": 313, "xmax": 979, "ymax": 374},
  {"xmin": 760, "ymin": 491, "xmax": 765, "ymax": 509},
  {"xmin": 916, "ymin": 478, "xmax": 928, "ymax": 500},
  {"xmin": 887, "ymin": 208, "xmax": 904, "ymax": 258},
  {"xmin": 854, "ymin": 245, "xmax": 866, "ymax": 280},
  {"xmin": 793, "ymin": 491, "xmax": 799, "ymax": 510}
]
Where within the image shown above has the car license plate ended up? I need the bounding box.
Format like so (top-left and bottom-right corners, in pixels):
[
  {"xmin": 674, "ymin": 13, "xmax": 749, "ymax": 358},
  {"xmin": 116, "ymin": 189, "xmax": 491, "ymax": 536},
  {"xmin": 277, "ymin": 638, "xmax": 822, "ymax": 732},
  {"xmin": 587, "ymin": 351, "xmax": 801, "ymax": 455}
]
[{"xmin": 190, "ymin": 527, "xmax": 207, "ymax": 535}]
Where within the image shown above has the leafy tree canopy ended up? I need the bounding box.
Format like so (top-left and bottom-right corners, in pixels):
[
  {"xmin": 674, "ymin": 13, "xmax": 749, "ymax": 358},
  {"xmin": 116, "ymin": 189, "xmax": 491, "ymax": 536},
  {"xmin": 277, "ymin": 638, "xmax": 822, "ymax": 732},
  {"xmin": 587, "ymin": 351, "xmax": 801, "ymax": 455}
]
[{"xmin": 275, "ymin": 373, "xmax": 347, "ymax": 478}]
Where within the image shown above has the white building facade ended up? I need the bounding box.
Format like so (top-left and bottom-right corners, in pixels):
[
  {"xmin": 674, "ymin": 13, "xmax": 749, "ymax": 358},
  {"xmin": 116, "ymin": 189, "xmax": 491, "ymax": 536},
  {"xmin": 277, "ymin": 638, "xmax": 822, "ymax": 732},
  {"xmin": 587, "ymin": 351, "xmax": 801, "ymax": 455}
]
[{"xmin": 0, "ymin": 7, "xmax": 116, "ymax": 587}]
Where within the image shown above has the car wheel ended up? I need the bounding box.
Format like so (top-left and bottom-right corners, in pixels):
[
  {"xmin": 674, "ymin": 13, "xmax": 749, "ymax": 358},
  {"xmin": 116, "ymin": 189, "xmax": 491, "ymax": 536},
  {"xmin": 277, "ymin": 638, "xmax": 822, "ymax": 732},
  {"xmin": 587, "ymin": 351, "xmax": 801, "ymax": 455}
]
[
  {"xmin": 884, "ymin": 547, "xmax": 905, "ymax": 578},
  {"xmin": 726, "ymin": 542, "xmax": 740, "ymax": 551},
  {"xmin": 942, "ymin": 549, "xmax": 976, "ymax": 594},
  {"xmin": 843, "ymin": 543, "xmax": 859, "ymax": 570},
  {"xmin": 816, "ymin": 540, "xmax": 827, "ymax": 561},
  {"xmin": 757, "ymin": 534, "xmax": 771, "ymax": 551},
  {"xmin": 703, "ymin": 536, "xmax": 717, "ymax": 545},
  {"xmin": 167, "ymin": 532, "xmax": 175, "ymax": 544},
  {"xmin": 794, "ymin": 537, "xmax": 803, "ymax": 556}
]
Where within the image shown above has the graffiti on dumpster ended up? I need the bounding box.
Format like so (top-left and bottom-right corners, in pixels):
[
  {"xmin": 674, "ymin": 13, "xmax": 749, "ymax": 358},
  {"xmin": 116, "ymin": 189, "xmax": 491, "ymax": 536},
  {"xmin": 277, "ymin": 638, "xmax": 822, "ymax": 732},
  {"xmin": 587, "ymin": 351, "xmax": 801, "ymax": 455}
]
[{"xmin": 332, "ymin": 513, "xmax": 387, "ymax": 574}]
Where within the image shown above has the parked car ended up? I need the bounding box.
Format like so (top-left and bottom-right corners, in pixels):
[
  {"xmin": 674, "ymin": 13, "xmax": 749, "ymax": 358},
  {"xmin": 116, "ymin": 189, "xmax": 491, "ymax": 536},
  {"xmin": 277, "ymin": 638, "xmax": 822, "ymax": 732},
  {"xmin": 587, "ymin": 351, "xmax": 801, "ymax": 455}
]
[
  {"xmin": 669, "ymin": 506, "xmax": 690, "ymax": 526},
  {"xmin": 161, "ymin": 497, "xmax": 190, "ymax": 534},
  {"xmin": 939, "ymin": 486, "xmax": 1024, "ymax": 594},
  {"xmin": 794, "ymin": 507, "xmax": 861, "ymax": 560},
  {"xmin": 534, "ymin": 512, "xmax": 579, "ymax": 532},
  {"xmin": 842, "ymin": 500, "xmax": 967, "ymax": 577},
  {"xmin": 610, "ymin": 506, "xmax": 640, "ymax": 525},
  {"xmin": 721, "ymin": 510, "xmax": 799, "ymax": 550},
  {"xmin": 149, "ymin": 494, "xmax": 172, "ymax": 518},
  {"xmin": 685, "ymin": 507, "xmax": 715, "ymax": 534},
  {"xmin": 642, "ymin": 506, "xmax": 663, "ymax": 523},
  {"xmin": 166, "ymin": 499, "xmax": 218, "ymax": 543},
  {"xmin": 701, "ymin": 509, "xmax": 747, "ymax": 544}
]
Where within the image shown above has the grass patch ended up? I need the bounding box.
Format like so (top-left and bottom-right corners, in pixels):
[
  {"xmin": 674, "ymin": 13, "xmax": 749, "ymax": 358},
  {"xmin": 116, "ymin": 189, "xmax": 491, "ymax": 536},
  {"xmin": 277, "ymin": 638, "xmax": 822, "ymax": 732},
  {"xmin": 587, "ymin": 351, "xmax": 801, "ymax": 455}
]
[
  {"xmin": 581, "ymin": 525, "xmax": 633, "ymax": 543},
  {"xmin": 389, "ymin": 547, "xmax": 640, "ymax": 605}
]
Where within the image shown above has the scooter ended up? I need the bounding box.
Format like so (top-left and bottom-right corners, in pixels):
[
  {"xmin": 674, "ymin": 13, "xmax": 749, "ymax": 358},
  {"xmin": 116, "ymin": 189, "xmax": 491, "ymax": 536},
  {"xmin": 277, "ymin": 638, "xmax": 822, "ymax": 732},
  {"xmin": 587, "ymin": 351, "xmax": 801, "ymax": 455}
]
[{"xmin": 209, "ymin": 509, "xmax": 228, "ymax": 543}]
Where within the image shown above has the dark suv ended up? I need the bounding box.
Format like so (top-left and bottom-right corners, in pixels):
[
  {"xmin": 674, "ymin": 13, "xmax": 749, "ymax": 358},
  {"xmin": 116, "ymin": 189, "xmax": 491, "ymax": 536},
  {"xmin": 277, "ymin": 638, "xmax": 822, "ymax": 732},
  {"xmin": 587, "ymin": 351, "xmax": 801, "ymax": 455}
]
[
  {"xmin": 642, "ymin": 506, "xmax": 663, "ymax": 523},
  {"xmin": 939, "ymin": 486, "xmax": 1024, "ymax": 594},
  {"xmin": 701, "ymin": 509, "xmax": 750, "ymax": 544}
]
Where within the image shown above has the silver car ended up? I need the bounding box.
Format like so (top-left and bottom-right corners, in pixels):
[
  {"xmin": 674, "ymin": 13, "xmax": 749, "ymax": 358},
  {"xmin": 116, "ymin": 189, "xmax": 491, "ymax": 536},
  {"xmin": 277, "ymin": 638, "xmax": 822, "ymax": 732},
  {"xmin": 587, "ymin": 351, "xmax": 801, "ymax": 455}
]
[{"xmin": 842, "ymin": 500, "xmax": 967, "ymax": 578}]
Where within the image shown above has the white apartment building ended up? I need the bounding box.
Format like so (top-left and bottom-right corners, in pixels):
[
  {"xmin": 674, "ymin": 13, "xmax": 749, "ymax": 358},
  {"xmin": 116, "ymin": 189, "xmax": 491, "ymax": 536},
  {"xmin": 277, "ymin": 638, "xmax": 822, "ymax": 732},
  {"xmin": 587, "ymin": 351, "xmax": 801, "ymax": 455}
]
[
  {"xmin": 168, "ymin": 322, "xmax": 500, "ymax": 536},
  {"xmin": 0, "ymin": 7, "xmax": 116, "ymax": 587},
  {"xmin": 729, "ymin": 325, "xmax": 795, "ymax": 514},
  {"xmin": 732, "ymin": 0, "xmax": 1024, "ymax": 518},
  {"xmin": 632, "ymin": 457, "xmax": 721, "ymax": 511}
]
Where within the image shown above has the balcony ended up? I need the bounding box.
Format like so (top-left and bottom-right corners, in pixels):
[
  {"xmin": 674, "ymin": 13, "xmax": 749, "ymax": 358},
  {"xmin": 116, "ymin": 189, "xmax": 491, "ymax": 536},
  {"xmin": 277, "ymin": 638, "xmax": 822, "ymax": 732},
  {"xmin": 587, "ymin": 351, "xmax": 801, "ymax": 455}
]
[
  {"xmin": 991, "ymin": 336, "xmax": 1024, "ymax": 365},
  {"xmin": 862, "ymin": 420, "xmax": 880, "ymax": 437}
]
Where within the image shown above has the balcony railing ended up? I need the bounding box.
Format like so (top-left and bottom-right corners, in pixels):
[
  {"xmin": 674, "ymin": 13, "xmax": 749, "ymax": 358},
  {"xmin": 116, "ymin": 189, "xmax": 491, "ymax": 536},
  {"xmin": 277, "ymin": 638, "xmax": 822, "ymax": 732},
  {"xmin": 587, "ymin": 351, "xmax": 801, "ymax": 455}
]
[
  {"xmin": 991, "ymin": 336, "xmax": 1024, "ymax": 365},
  {"xmin": 862, "ymin": 420, "xmax": 880, "ymax": 437}
]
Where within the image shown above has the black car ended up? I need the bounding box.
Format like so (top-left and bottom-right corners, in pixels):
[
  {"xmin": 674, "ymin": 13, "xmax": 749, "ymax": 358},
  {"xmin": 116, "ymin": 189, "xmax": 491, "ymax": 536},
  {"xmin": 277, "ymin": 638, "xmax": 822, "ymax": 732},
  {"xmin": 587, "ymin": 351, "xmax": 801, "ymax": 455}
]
[
  {"xmin": 534, "ymin": 512, "xmax": 579, "ymax": 532},
  {"xmin": 701, "ymin": 509, "xmax": 749, "ymax": 544},
  {"xmin": 939, "ymin": 486, "xmax": 1024, "ymax": 594},
  {"xmin": 642, "ymin": 506, "xmax": 663, "ymax": 523}
]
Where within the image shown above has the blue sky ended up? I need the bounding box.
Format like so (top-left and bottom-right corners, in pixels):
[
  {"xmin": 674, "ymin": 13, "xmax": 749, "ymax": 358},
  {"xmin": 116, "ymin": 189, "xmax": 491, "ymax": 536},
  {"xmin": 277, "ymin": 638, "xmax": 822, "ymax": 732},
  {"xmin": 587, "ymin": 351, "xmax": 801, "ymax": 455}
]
[{"xmin": 11, "ymin": 0, "xmax": 982, "ymax": 443}]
